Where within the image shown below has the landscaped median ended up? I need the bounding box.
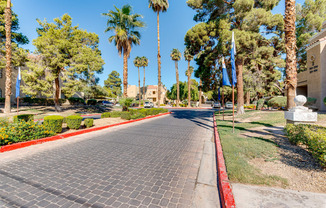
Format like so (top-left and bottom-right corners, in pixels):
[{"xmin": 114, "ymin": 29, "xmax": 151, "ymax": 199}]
[{"xmin": 0, "ymin": 108, "xmax": 170, "ymax": 153}]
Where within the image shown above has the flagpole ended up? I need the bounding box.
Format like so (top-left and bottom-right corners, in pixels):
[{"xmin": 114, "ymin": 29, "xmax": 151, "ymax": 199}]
[
  {"xmin": 232, "ymin": 85, "xmax": 235, "ymax": 133},
  {"xmin": 222, "ymin": 87, "xmax": 225, "ymax": 120}
]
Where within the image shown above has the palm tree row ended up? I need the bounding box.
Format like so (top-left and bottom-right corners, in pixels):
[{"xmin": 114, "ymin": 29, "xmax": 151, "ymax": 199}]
[
  {"xmin": 170, "ymin": 48, "xmax": 195, "ymax": 107},
  {"xmin": 133, "ymin": 56, "xmax": 148, "ymax": 106}
]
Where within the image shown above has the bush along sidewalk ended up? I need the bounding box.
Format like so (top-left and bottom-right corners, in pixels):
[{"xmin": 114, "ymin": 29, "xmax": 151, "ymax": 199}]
[
  {"xmin": 0, "ymin": 120, "xmax": 56, "ymax": 146},
  {"xmin": 66, "ymin": 115, "xmax": 83, "ymax": 130},
  {"xmin": 285, "ymin": 124, "xmax": 326, "ymax": 168}
]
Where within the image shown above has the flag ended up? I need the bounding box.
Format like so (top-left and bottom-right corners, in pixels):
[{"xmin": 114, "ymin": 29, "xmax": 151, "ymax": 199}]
[
  {"xmin": 218, "ymin": 87, "xmax": 221, "ymax": 101},
  {"xmin": 222, "ymin": 57, "xmax": 231, "ymax": 86},
  {"xmin": 15, "ymin": 67, "xmax": 21, "ymax": 98},
  {"xmin": 231, "ymin": 31, "xmax": 237, "ymax": 86}
]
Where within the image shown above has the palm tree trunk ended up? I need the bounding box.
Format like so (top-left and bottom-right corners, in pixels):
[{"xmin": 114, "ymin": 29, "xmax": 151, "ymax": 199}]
[
  {"xmin": 157, "ymin": 11, "xmax": 161, "ymax": 107},
  {"xmin": 246, "ymin": 91, "xmax": 250, "ymax": 106},
  {"xmin": 123, "ymin": 51, "xmax": 128, "ymax": 98},
  {"xmin": 236, "ymin": 58, "xmax": 245, "ymax": 115},
  {"xmin": 199, "ymin": 79, "xmax": 202, "ymax": 107},
  {"xmin": 138, "ymin": 67, "xmax": 141, "ymax": 106},
  {"xmin": 54, "ymin": 76, "xmax": 62, "ymax": 112},
  {"xmin": 175, "ymin": 61, "xmax": 179, "ymax": 107},
  {"xmin": 143, "ymin": 67, "xmax": 146, "ymax": 103},
  {"xmin": 285, "ymin": 0, "xmax": 297, "ymax": 110},
  {"xmin": 4, "ymin": 0, "xmax": 12, "ymax": 114},
  {"xmin": 187, "ymin": 61, "xmax": 191, "ymax": 107}
]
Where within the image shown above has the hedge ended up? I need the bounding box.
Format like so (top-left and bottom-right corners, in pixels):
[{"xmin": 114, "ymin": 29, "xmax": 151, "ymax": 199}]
[
  {"xmin": 87, "ymin": 99, "xmax": 97, "ymax": 105},
  {"xmin": 285, "ymin": 124, "xmax": 326, "ymax": 167},
  {"xmin": 22, "ymin": 97, "xmax": 66, "ymax": 106},
  {"xmin": 84, "ymin": 118, "xmax": 94, "ymax": 128},
  {"xmin": 267, "ymin": 96, "xmax": 287, "ymax": 109},
  {"xmin": 66, "ymin": 115, "xmax": 83, "ymax": 130},
  {"xmin": 120, "ymin": 112, "xmax": 131, "ymax": 120},
  {"xmin": 0, "ymin": 120, "xmax": 56, "ymax": 146},
  {"xmin": 110, "ymin": 111, "xmax": 122, "ymax": 118},
  {"xmin": 13, "ymin": 114, "xmax": 34, "ymax": 123},
  {"xmin": 43, "ymin": 115, "xmax": 64, "ymax": 133},
  {"xmin": 244, "ymin": 104, "xmax": 256, "ymax": 110},
  {"xmin": 101, "ymin": 112, "xmax": 111, "ymax": 118},
  {"xmin": 324, "ymin": 97, "xmax": 326, "ymax": 106},
  {"xmin": 68, "ymin": 97, "xmax": 85, "ymax": 105}
]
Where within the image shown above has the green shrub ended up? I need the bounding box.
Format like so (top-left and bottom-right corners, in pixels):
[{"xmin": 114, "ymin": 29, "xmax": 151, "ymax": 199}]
[
  {"xmin": 285, "ymin": 124, "xmax": 326, "ymax": 167},
  {"xmin": 120, "ymin": 112, "xmax": 131, "ymax": 120},
  {"xmin": 324, "ymin": 97, "xmax": 326, "ymax": 106},
  {"xmin": 257, "ymin": 99, "xmax": 265, "ymax": 110},
  {"xmin": 101, "ymin": 112, "xmax": 111, "ymax": 118},
  {"xmin": 0, "ymin": 120, "xmax": 56, "ymax": 146},
  {"xmin": 43, "ymin": 115, "xmax": 64, "ymax": 133},
  {"xmin": 131, "ymin": 113, "xmax": 146, "ymax": 120},
  {"xmin": 66, "ymin": 115, "xmax": 83, "ymax": 130},
  {"xmin": 119, "ymin": 98, "xmax": 133, "ymax": 111},
  {"xmin": 0, "ymin": 117, "xmax": 9, "ymax": 127},
  {"xmin": 244, "ymin": 104, "xmax": 256, "ymax": 110},
  {"xmin": 267, "ymin": 97, "xmax": 287, "ymax": 109},
  {"xmin": 128, "ymin": 109, "xmax": 137, "ymax": 115},
  {"xmin": 110, "ymin": 111, "xmax": 122, "ymax": 118},
  {"xmin": 84, "ymin": 118, "xmax": 94, "ymax": 128},
  {"xmin": 13, "ymin": 114, "xmax": 34, "ymax": 123},
  {"xmin": 87, "ymin": 99, "xmax": 97, "ymax": 105},
  {"xmin": 68, "ymin": 97, "xmax": 85, "ymax": 105}
]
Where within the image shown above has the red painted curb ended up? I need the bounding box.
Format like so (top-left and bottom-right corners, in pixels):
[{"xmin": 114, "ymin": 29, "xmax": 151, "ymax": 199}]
[
  {"xmin": 213, "ymin": 113, "xmax": 236, "ymax": 208},
  {"xmin": 0, "ymin": 112, "xmax": 172, "ymax": 153}
]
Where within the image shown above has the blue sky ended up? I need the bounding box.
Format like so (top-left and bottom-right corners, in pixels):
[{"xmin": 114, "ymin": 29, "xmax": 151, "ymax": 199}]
[{"xmin": 13, "ymin": 0, "xmax": 305, "ymax": 90}]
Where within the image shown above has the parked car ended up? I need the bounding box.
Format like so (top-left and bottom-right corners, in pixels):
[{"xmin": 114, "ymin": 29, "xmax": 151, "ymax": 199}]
[
  {"xmin": 100, "ymin": 101, "xmax": 114, "ymax": 107},
  {"xmin": 225, "ymin": 102, "xmax": 233, "ymax": 109},
  {"xmin": 212, "ymin": 102, "xmax": 221, "ymax": 108},
  {"xmin": 144, "ymin": 102, "xmax": 153, "ymax": 108}
]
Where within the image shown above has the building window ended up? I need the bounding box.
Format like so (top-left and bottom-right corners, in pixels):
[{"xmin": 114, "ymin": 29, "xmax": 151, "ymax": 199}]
[
  {"xmin": 0, "ymin": 88, "xmax": 2, "ymax": 98},
  {"xmin": 0, "ymin": 69, "xmax": 2, "ymax": 78},
  {"xmin": 153, "ymin": 91, "xmax": 156, "ymax": 95}
]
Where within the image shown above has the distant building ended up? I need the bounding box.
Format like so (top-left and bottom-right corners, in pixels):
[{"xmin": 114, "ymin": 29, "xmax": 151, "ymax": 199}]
[
  {"xmin": 127, "ymin": 84, "xmax": 167, "ymax": 104},
  {"xmin": 297, "ymin": 20, "xmax": 326, "ymax": 111}
]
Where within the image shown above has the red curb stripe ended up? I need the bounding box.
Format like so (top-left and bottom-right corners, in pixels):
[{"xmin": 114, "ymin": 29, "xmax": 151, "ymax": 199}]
[
  {"xmin": 0, "ymin": 112, "xmax": 172, "ymax": 153},
  {"xmin": 213, "ymin": 113, "xmax": 236, "ymax": 208}
]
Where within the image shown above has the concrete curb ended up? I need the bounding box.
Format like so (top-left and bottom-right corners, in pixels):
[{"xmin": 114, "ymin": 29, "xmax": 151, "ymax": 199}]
[
  {"xmin": 213, "ymin": 113, "xmax": 236, "ymax": 208},
  {"xmin": 0, "ymin": 112, "xmax": 172, "ymax": 153}
]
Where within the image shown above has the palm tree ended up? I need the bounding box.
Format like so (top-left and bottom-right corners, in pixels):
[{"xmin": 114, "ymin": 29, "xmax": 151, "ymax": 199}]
[
  {"xmin": 4, "ymin": 0, "xmax": 12, "ymax": 114},
  {"xmin": 133, "ymin": 56, "xmax": 142, "ymax": 106},
  {"xmin": 148, "ymin": 0, "xmax": 169, "ymax": 106},
  {"xmin": 103, "ymin": 5, "xmax": 145, "ymax": 98},
  {"xmin": 184, "ymin": 49, "xmax": 194, "ymax": 107},
  {"xmin": 141, "ymin": 56, "xmax": 148, "ymax": 104},
  {"xmin": 170, "ymin": 48, "xmax": 181, "ymax": 107},
  {"xmin": 199, "ymin": 78, "xmax": 202, "ymax": 107},
  {"xmin": 185, "ymin": 66, "xmax": 194, "ymax": 108},
  {"xmin": 284, "ymin": 0, "xmax": 297, "ymax": 109}
]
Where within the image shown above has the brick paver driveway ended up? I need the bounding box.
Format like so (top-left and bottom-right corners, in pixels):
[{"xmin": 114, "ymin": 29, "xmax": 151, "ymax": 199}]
[{"xmin": 0, "ymin": 109, "xmax": 215, "ymax": 208}]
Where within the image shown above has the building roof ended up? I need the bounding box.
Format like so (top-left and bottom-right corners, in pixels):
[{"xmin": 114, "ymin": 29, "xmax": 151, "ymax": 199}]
[{"xmin": 147, "ymin": 85, "xmax": 157, "ymax": 90}]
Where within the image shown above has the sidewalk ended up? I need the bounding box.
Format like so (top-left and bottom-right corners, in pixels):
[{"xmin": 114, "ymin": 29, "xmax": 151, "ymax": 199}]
[{"xmin": 232, "ymin": 183, "xmax": 326, "ymax": 208}]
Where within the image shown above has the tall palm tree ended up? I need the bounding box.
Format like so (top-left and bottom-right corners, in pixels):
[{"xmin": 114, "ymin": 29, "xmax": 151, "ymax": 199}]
[
  {"xmin": 184, "ymin": 49, "xmax": 194, "ymax": 107},
  {"xmin": 148, "ymin": 0, "xmax": 169, "ymax": 106},
  {"xmin": 170, "ymin": 48, "xmax": 181, "ymax": 107},
  {"xmin": 185, "ymin": 66, "xmax": 194, "ymax": 108},
  {"xmin": 284, "ymin": 0, "xmax": 297, "ymax": 110},
  {"xmin": 103, "ymin": 5, "xmax": 145, "ymax": 98},
  {"xmin": 4, "ymin": 0, "xmax": 12, "ymax": 114},
  {"xmin": 141, "ymin": 56, "xmax": 148, "ymax": 103},
  {"xmin": 133, "ymin": 56, "xmax": 142, "ymax": 106}
]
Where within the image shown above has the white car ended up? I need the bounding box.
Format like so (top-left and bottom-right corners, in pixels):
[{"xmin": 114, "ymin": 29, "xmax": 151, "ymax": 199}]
[
  {"xmin": 101, "ymin": 101, "xmax": 114, "ymax": 107},
  {"xmin": 212, "ymin": 102, "xmax": 221, "ymax": 108},
  {"xmin": 225, "ymin": 102, "xmax": 233, "ymax": 109},
  {"xmin": 144, "ymin": 102, "xmax": 153, "ymax": 108}
]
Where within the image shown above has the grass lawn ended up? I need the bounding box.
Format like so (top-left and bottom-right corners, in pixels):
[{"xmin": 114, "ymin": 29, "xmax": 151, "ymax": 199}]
[{"xmin": 215, "ymin": 110, "xmax": 288, "ymax": 187}]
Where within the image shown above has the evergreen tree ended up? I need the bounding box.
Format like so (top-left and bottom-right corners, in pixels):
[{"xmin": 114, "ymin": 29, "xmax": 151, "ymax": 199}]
[
  {"xmin": 296, "ymin": 0, "xmax": 326, "ymax": 72},
  {"xmin": 104, "ymin": 70, "xmax": 122, "ymax": 97},
  {"xmin": 22, "ymin": 14, "xmax": 104, "ymax": 111},
  {"xmin": 186, "ymin": 0, "xmax": 285, "ymax": 114}
]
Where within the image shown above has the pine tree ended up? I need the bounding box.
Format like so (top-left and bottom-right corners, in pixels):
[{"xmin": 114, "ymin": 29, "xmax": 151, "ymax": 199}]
[
  {"xmin": 104, "ymin": 71, "xmax": 122, "ymax": 98},
  {"xmin": 22, "ymin": 14, "xmax": 104, "ymax": 112}
]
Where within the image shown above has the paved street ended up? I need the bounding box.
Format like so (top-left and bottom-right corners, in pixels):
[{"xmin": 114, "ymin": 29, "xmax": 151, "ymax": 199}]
[{"xmin": 0, "ymin": 110, "xmax": 217, "ymax": 208}]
